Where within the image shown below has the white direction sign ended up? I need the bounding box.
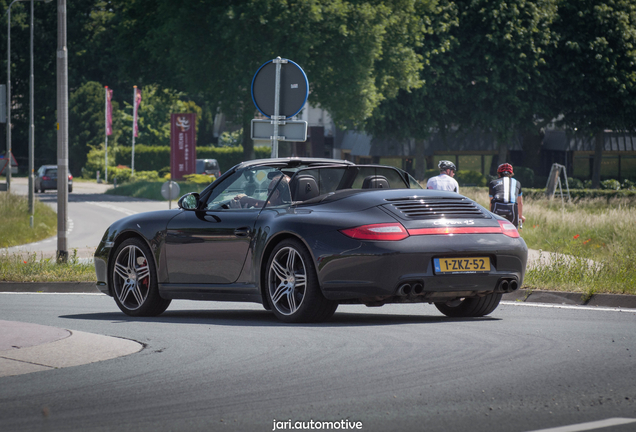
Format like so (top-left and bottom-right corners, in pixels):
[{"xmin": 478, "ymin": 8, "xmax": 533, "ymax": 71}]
[{"xmin": 251, "ymin": 119, "xmax": 308, "ymax": 142}]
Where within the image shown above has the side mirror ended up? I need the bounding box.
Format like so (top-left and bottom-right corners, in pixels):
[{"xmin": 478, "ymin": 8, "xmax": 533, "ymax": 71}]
[{"xmin": 178, "ymin": 192, "xmax": 200, "ymax": 210}]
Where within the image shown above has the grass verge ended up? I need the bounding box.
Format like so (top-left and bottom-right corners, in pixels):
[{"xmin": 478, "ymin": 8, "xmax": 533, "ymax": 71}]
[
  {"xmin": 462, "ymin": 187, "xmax": 636, "ymax": 296},
  {"xmin": 0, "ymin": 250, "xmax": 96, "ymax": 282},
  {"xmin": 0, "ymin": 192, "xmax": 57, "ymax": 248}
]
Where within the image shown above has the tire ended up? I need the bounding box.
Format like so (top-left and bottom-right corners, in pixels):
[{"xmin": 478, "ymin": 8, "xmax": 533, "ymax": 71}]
[
  {"xmin": 68, "ymin": 186, "xmax": 73, "ymax": 193},
  {"xmin": 266, "ymin": 239, "xmax": 337, "ymax": 323},
  {"xmin": 40, "ymin": 187, "xmax": 45, "ymax": 193},
  {"xmin": 111, "ymin": 238, "xmax": 171, "ymax": 317},
  {"xmin": 434, "ymin": 292, "xmax": 502, "ymax": 318}
]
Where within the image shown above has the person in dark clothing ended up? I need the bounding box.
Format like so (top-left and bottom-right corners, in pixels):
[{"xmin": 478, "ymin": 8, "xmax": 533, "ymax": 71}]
[{"xmin": 489, "ymin": 163, "xmax": 525, "ymax": 228}]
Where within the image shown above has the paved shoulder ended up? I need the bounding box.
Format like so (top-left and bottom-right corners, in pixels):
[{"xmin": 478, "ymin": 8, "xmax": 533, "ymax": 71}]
[{"xmin": 0, "ymin": 320, "xmax": 142, "ymax": 378}]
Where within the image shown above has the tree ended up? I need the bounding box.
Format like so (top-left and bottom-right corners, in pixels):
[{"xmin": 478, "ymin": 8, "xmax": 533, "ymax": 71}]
[
  {"xmin": 69, "ymin": 81, "xmax": 123, "ymax": 174},
  {"xmin": 0, "ymin": 0, "xmax": 129, "ymax": 170},
  {"xmin": 118, "ymin": 84, "xmax": 201, "ymax": 148},
  {"xmin": 551, "ymin": 0, "xmax": 636, "ymax": 188},
  {"xmin": 112, "ymin": 0, "xmax": 427, "ymax": 160},
  {"xmin": 367, "ymin": 0, "xmax": 559, "ymax": 175}
]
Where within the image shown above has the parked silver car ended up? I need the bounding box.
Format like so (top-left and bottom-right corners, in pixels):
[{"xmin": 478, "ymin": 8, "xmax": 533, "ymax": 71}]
[{"xmin": 35, "ymin": 165, "xmax": 73, "ymax": 193}]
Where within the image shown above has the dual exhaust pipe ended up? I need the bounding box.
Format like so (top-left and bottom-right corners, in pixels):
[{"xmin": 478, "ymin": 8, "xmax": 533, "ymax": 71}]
[
  {"xmin": 397, "ymin": 282, "xmax": 424, "ymax": 296},
  {"xmin": 497, "ymin": 278, "xmax": 519, "ymax": 293},
  {"xmin": 397, "ymin": 278, "xmax": 519, "ymax": 296}
]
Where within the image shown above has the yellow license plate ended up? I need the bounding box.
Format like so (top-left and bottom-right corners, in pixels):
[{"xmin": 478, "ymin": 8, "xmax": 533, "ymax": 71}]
[{"xmin": 434, "ymin": 257, "xmax": 491, "ymax": 274}]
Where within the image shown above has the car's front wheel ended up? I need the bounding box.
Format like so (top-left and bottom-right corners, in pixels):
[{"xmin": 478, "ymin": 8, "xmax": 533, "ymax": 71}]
[
  {"xmin": 111, "ymin": 238, "xmax": 171, "ymax": 317},
  {"xmin": 266, "ymin": 239, "xmax": 337, "ymax": 323},
  {"xmin": 434, "ymin": 292, "xmax": 502, "ymax": 318}
]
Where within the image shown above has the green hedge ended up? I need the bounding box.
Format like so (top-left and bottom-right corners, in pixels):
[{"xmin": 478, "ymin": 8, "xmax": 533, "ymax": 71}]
[{"xmin": 114, "ymin": 145, "xmax": 271, "ymax": 173}]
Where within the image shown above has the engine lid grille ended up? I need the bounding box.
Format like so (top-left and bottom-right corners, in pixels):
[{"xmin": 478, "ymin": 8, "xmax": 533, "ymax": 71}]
[{"xmin": 385, "ymin": 197, "xmax": 488, "ymax": 220}]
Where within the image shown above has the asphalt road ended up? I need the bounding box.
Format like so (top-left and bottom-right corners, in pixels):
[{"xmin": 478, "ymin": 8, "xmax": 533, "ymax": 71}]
[
  {"xmin": 3, "ymin": 178, "xmax": 172, "ymax": 258},
  {"xmin": 1, "ymin": 293, "xmax": 635, "ymax": 432}
]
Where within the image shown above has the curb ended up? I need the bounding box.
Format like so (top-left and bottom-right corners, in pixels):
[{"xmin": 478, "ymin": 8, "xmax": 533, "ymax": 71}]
[
  {"xmin": 0, "ymin": 282, "xmax": 99, "ymax": 293},
  {"xmin": 503, "ymin": 289, "xmax": 636, "ymax": 309}
]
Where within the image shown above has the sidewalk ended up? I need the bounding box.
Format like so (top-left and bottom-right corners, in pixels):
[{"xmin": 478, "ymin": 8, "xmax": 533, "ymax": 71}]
[{"xmin": 0, "ymin": 319, "xmax": 142, "ymax": 378}]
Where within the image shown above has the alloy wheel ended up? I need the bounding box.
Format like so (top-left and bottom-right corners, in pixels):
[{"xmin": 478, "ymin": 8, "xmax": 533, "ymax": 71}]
[
  {"xmin": 113, "ymin": 244, "xmax": 151, "ymax": 311},
  {"xmin": 268, "ymin": 246, "xmax": 307, "ymax": 316}
]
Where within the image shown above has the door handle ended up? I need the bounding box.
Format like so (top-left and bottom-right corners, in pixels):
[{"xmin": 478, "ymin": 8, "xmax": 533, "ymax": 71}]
[{"xmin": 234, "ymin": 227, "xmax": 250, "ymax": 237}]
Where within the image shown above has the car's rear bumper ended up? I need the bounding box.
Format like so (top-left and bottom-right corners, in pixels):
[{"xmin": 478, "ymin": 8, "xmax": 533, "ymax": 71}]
[{"xmin": 312, "ymin": 232, "xmax": 527, "ymax": 302}]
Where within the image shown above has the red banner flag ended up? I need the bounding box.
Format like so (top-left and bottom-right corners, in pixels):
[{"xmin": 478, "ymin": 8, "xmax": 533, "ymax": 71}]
[
  {"xmin": 170, "ymin": 113, "xmax": 197, "ymax": 180},
  {"xmin": 105, "ymin": 87, "xmax": 113, "ymax": 136},
  {"xmin": 133, "ymin": 86, "xmax": 142, "ymax": 138}
]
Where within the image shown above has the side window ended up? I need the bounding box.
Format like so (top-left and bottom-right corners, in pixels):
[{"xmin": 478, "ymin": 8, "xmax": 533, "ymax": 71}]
[{"xmin": 204, "ymin": 167, "xmax": 279, "ymax": 210}]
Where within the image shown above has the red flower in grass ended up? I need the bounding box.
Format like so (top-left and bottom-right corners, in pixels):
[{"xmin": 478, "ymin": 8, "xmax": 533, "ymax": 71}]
[
  {"xmin": 573, "ymin": 234, "xmax": 580, "ymax": 239},
  {"xmin": 23, "ymin": 261, "xmax": 27, "ymax": 264},
  {"xmin": 583, "ymin": 239, "xmax": 591, "ymax": 245}
]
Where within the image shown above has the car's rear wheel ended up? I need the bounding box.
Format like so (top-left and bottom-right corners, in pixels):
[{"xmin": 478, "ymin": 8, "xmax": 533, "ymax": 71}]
[
  {"xmin": 434, "ymin": 293, "xmax": 502, "ymax": 318},
  {"xmin": 266, "ymin": 239, "xmax": 337, "ymax": 323},
  {"xmin": 111, "ymin": 238, "xmax": 171, "ymax": 317}
]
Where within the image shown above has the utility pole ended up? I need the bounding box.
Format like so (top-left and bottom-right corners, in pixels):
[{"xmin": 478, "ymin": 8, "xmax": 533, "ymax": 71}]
[
  {"xmin": 56, "ymin": 0, "xmax": 68, "ymax": 262},
  {"xmin": 28, "ymin": 0, "xmax": 34, "ymax": 218}
]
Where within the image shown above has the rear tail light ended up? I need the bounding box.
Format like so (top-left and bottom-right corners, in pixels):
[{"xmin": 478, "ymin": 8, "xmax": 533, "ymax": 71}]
[
  {"xmin": 340, "ymin": 223, "xmax": 409, "ymax": 241},
  {"xmin": 68, "ymin": 174, "xmax": 73, "ymax": 180},
  {"xmin": 42, "ymin": 176, "xmax": 50, "ymax": 181},
  {"xmin": 498, "ymin": 220, "xmax": 520, "ymax": 238}
]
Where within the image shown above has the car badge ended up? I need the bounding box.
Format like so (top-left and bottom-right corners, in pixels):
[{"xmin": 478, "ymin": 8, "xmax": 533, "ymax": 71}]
[{"xmin": 433, "ymin": 219, "xmax": 475, "ymax": 226}]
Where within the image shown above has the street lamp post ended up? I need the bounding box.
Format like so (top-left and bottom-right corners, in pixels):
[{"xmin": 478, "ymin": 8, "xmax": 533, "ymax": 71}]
[
  {"xmin": 56, "ymin": 0, "xmax": 68, "ymax": 262},
  {"xmin": 4, "ymin": 0, "xmax": 51, "ymax": 200}
]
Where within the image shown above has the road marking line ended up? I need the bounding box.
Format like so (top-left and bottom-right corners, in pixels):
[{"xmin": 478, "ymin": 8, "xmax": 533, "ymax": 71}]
[
  {"xmin": 502, "ymin": 301, "xmax": 636, "ymax": 313},
  {"xmin": 0, "ymin": 292, "xmax": 104, "ymax": 296},
  {"xmin": 525, "ymin": 417, "xmax": 636, "ymax": 432},
  {"xmin": 86, "ymin": 202, "xmax": 137, "ymax": 216}
]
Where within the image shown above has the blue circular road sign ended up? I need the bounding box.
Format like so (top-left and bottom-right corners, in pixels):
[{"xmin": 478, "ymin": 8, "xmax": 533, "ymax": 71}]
[{"xmin": 251, "ymin": 59, "xmax": 309, "ymax": 119}]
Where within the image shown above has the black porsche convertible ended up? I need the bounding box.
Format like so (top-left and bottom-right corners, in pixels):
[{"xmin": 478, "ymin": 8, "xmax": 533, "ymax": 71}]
[{"xmin": 95, "ymin": 158, "xmax": 528, "ymax": 323}]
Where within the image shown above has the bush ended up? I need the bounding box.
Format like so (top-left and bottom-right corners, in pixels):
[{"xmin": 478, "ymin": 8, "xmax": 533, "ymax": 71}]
[
  {"xmin": 114, "ymin": 145, "xmax": 170, "ymax": 171},
  {"xmin": 601, "ymin": 179, "xmax": 621, "ymax": 190},
  {"xmin": 132, "ymin": 171, "xmax": 161, "ymax": 182},
  {"xmin": 183, "ymin": 173, "xmax": 215, "ymax": 184},
  {"xmin": 568, "ymin": 177, "xmax": 585, "ymax": 189},
  {"xmin": 109, "ymin": 166, "xmax": 132, "ymax": 184},
  {"xmin": 513, "ymin": 166, "xmax": 535, "ymax": 189},
  {"xmin": 622, "ymin": 179, "xmax": 636, "ymax": 190},
  {"xmin": 455, "ymin": 170, "xmax": 487, "ymax": 187},
  {"xmin": 158, "ymin": 166, "xmax": 171, "ymax": 178}
]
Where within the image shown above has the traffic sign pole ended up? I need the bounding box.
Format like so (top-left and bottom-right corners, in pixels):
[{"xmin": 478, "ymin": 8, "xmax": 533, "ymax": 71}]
[{"xmin": 272, "ymin": 57, "xmax": 287, "ymax": 158}]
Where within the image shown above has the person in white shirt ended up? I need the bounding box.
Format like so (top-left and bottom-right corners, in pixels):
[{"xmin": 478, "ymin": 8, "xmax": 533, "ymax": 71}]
[{"xmin": 426, "ymin": 160, "xmax": 459, "ymax": 193}]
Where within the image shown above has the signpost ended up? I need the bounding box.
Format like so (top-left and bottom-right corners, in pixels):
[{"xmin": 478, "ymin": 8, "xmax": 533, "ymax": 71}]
[
  {"xmin": 251, "ymin": 57, "xmax": 309, "ymax": 157},
  {"xmin": 161, "ymin": 180, "xmax": 180, "ymax": 209}
]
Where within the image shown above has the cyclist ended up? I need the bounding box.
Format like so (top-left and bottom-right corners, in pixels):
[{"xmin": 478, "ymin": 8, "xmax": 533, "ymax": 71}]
[
  {"xmin": 426, "ymin": 160, "xmax": 459, "ymax": 193},
  {"xmin": 489, "ymin": 163, "xmax": 525, "ymax": 228}
]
